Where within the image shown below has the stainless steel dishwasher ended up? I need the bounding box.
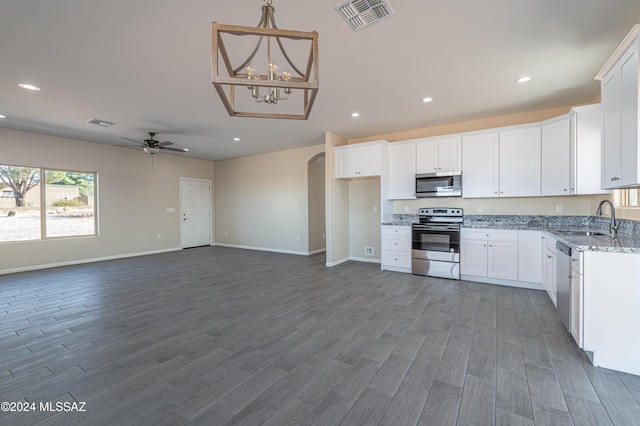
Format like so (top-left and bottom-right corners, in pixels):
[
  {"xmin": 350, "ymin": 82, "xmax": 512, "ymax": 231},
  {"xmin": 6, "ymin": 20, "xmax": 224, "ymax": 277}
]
[{"xmin": 556, "ymin": 241, "xmax": 572, "ymax": 332}]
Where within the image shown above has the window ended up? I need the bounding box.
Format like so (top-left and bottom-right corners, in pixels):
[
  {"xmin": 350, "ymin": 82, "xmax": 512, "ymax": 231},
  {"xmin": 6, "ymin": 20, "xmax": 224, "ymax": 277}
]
[
  {"xmin": 0, "ymin": 165, "xmax": 97, "ymax": 243},
  {"xmin": 620, "ymin": 188, "xmax": 640, "ymax": 207}
]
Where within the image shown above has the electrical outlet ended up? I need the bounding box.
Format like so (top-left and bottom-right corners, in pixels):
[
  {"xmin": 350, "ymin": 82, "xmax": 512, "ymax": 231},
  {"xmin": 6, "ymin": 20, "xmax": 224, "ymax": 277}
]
[
  {"xmin": 404, "ymin": 206, "xmax": 409, "ymax": 213},
  {"xmin": 224, "ymin": 230, "xmax": 228, "ymax": 235},
  {"xmin": 365, "ymin": 247, "xmax": 374, "ymax": 256},
  {"xmin": 156, "ymin": 234, "xmax": 162, "ymax": 240},
  {"xmin": 296, "ymin": 234, "xmax": 301, "ymax": 241},
  {"xmin": 372, "ymin": 206, "xmax": 378, "ymax": 213},
  {"xmin": 556, "ymin": 204, "xmax": 564, "ymax": 213},
  {"xmin": 477, "ymin": 205, "xmax": 484, "ymax": 213}
]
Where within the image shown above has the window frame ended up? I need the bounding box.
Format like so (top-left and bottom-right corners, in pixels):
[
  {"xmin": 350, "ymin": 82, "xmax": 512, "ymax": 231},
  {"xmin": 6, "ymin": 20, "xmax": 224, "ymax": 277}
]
[{"xmin": 0, "ymin": 164, "xmax": 98, "ymax": 243}]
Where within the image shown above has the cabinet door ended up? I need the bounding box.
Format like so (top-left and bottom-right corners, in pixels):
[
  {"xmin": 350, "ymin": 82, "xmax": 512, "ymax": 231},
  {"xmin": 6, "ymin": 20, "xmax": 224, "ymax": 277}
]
[
  {"xmin": 572, "ymin": 105, "xmax": 609, "ymax": 195},
  {"xmin": 517, "ymin": 231, "xmax": 542, "ymax": 283},
  {"xmin": 336, "ymin": 145, "xmax": 359, "ymax": 178},
  {"xmin": 541, "ymin": 118, "xmax": 571, "ymax": 196},
  {"xmin": 357, "ymin": 144, "xmax": 383, "ymax": 177},
  {"xmin": 488, "ymin": 240, "xmax": 518, "ymax": 280},
  {"xmin": 416, "ymin": 139, "xmax": 438, "ymax": 174},
  {"xmin": 462, "ymin": 133, "xmax": 499, "ymax": 198},
  {"xmin": 543, "ymin": 247, "xmax": 557, "ymax": 306},
  {"xmin": 460, "ymin": 239, "xmax": 488, "ymax": 276},
  {"xmin": 601, "ymin": 70, "xmax": 622, "ymax": 188},
  {"xmin": 438, "ymin": 136, "xmax": 462, "ymax": 172},
  {"xmin": 388, "ymin": 142, "xmax": 416, "ymax": 199},
  {"xmin": 499, "ymin": 126, "xmax": 541, "ymax": 197},
  {"xmin": 620, "ymin": 42, "xmax": 639, "ymax": 187},
  {"xmin": 570, "ymin": 270, "xmax": 583, "ymax": 348}
]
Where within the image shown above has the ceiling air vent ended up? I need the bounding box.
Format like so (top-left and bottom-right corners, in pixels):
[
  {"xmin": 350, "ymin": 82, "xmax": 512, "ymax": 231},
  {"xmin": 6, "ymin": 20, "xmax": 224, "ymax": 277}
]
[
  {"xmin": 335, "ymin": 0, "xmax": 395, "ymax": 31},
  {"xmin": 87, "ymin": 118, "xmax": 115, "ymax": 127}
]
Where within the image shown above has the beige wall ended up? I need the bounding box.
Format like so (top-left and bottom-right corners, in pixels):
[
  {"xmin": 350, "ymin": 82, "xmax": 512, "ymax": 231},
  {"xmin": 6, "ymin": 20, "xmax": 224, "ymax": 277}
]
[
  {"xmin": 350, "ymin": 105, "xmax": 582, "ymax": 144},
  {"xmin": 349, "ymin": 178, "xmax": 382, "ymax": 261},
  {"xmin": 308, "ymin": 153, "xmax": 326, "ymax": 253},
  {"xmin": 393, "ymin": 195, "xmax": 609, "ymax": 216},
  {"xmin": 0, "ymin": 128, "xmax": 215, "ymax": 274},
  {"xmin": 325, "ymin": 132, "xmax": 350, "ymax": 266},
  {"xmin": 214, "ymin": 143, "xmax": 324, "ymax": 255}
]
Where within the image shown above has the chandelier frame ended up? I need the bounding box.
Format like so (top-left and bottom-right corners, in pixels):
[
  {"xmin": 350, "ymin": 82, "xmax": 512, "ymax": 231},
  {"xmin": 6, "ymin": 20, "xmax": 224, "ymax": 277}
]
[{"xmin": 211, "ymin": 16, "xmax": 319, "ymax": 119}]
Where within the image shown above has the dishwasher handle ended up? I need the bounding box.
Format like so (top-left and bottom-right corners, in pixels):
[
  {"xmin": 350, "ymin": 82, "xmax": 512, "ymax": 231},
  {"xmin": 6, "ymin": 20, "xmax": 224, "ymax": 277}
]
[{"xmin": 556, "ymin": 241, "xmax": 572, "ymax": 256}]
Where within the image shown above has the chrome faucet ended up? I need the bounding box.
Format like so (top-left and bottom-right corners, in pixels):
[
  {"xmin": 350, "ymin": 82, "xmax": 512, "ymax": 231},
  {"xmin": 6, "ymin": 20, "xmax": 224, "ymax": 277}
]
[{"xmin": 596, "ymin": 200, "xmax": 619, "ymax": 237}]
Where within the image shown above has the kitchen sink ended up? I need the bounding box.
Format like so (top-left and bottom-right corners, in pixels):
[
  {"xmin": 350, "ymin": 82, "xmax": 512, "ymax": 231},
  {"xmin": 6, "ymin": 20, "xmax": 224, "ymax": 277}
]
[{"xmin": 556, "ymin": 230, "xmax": 609, "ymax": 237}]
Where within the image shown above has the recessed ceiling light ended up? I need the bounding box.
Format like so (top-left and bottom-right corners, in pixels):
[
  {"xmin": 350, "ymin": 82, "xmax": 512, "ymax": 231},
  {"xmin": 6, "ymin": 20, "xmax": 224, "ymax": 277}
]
[
  {"xmin": 0, "ymin": 114, "xmax": 5, "ymax": 119},
  {"xmin": 351, "ymin": 112, "xmax": 360, "ymax": 117},
  {"xmin": 233, "ymin": 137, "xmax": 240, "ymax": 142},
  {"xmin": 516, "ymin": 76, "xmax": 531, "ymax": 83},
  {"xmin": 18, "ymin": 83, "xmax": 41, "ymax": 91},
  {"xmin": 422, "ymin": 97, "xmax": 433, "ymax": 103}
]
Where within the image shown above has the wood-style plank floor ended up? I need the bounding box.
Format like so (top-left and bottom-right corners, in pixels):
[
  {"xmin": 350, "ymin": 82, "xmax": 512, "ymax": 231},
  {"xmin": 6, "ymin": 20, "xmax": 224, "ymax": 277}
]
[{"xmin": 1, "ymin": 247, "xmax": 640, "ymax": 425}]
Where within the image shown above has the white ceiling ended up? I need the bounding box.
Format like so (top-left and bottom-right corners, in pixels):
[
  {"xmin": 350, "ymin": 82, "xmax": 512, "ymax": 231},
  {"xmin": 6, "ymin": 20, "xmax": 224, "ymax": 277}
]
[{"xmin": 1, "ymin": 0, "xmax": 640, "ymax": 161}]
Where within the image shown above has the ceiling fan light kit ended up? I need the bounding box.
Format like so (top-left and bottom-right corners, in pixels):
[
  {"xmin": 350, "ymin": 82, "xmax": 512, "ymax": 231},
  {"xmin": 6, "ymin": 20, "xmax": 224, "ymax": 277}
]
[{"xmin": 211, "ymin": 0, "xmax": 319, "ymax": 120}]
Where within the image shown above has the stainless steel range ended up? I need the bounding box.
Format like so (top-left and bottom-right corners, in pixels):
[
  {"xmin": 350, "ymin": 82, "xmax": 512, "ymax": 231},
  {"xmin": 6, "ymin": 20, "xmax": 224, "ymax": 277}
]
[{"xmin": 412, "ymin": 208, "xmax": 463, "ymax": 280}]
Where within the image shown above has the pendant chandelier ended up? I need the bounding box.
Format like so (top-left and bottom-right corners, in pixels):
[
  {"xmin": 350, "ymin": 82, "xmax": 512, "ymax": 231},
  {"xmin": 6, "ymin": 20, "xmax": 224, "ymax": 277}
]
[{"xmin": 211, "ymin": 0, "xmax": 319, "ymax": 120}]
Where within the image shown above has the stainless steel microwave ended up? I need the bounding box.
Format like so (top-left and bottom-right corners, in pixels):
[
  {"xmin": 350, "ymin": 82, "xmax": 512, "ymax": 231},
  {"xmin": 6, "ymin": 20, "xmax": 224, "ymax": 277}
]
[{"xmin": 415, "ymin": 172, "xmax": 462, "ymax": 197}]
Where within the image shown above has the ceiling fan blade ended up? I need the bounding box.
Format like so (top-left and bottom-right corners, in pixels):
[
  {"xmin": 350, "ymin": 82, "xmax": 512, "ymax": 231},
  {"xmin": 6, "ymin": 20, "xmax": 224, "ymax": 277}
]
[
  {"xmin": 120, "ymin": 136, "xmax": 144, "ymax": 146},
  {"xmin": 159, "ymin": 146, "xmax": 189, "ymax": 153},
  {"xmin": 158, "ymin": 141, "xmax": 174, "ymax": 146}
]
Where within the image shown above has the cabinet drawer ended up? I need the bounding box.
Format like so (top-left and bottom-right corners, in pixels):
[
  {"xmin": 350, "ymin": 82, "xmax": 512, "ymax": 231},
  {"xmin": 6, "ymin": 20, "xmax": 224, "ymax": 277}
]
[
  {"xmin": 382, "ymin": 226, "xmax": 411, "ymax": 238},
  {"xmin": 385, "ymin": 238, "xmax": 408, "ymax": 251},
  {"xmin": 382, "ymin": 251, "xmax": 411, "ymax": 268},
  {"xmin": 461, "ymin": 228, "xmax": 518, "ymax": 241}
]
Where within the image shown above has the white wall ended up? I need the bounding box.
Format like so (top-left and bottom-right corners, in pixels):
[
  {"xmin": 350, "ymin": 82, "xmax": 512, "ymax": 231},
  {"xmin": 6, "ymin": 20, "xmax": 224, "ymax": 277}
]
[
  {"xmin": 214, "ymin": 143, "xmax": 324, "ymax": 255},
  {"xmin": 0, "ymin": 128, "xmax": 215, "ymax": 274}
]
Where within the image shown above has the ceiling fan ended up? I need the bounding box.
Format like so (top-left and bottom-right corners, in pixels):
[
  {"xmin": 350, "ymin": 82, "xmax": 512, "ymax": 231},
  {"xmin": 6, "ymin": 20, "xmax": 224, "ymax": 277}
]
[{"xmin": 121, "ymin": 132, "xmax": 189, "ymax": 154}]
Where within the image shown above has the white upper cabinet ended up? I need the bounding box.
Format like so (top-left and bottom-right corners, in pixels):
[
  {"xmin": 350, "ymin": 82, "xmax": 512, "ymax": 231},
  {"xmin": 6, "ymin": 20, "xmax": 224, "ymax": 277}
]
[
  {"xmin": 462, "ymin": 132, "xmax": 499, "ymax": 198},
  {"xmin": 335, "ymin": 140, "xmax": 386, "ymax": 179},
  {"xmin": 499, "ymin": 126, "xmax": 541, "ymax": 197},
  {"xmin": 462, "ymin": 125, "xmax": 541, "ymax": 198},
  {"xmin": 387, "ymin": 141, "xmax": 416, "ymax": 199},
  {"xmin": 416, "ymin": 136, "xmax": 461, "ymax": 174},
  {"xmin": 597, "ymin": 25, "xmax": 640, "ymax": 189},
  {"xmin": 571, "ymin": 104, "xmax": 609, "ymax": 195},
  {"xmin": 541, "ymin": 117, "xmax": 572, "ymax": 196}
]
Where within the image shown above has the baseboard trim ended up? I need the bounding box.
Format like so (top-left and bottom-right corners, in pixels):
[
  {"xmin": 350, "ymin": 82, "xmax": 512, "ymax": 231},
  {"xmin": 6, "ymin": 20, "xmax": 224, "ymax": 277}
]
[
  {"xmin": 461, "ymin": 274, "xmax": 544, "ymax": 291},
  {"xmin": 215, "ymin": 243, "xmax": 318, "ymax": 257},
  {"xmin": 349, "ymin": 256, "xmax": 381, "ymax": 264},
  {"xmin": 0, "ymin": 247, "xmax": 183, "ymax": 276},
  {"xmin": 326, "ymin": 257, "xmax": 350, "ymax": 267}
]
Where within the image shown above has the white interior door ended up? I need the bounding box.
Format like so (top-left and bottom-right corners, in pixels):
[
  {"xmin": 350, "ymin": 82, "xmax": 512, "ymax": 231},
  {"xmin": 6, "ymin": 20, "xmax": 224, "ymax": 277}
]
[{"xmin": 181, "ymin": 178, "xmax": 212, "ymax": 248}]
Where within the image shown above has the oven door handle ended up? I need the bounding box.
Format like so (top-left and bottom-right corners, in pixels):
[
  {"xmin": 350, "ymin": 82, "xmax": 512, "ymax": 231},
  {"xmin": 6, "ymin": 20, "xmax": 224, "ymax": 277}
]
[{"xmin": 412, "ymin": 225, "xmax": 460, "ymax": 231}]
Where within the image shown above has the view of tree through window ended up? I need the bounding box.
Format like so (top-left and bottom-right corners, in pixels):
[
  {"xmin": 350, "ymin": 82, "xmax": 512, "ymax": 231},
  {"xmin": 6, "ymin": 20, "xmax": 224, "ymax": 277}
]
[
  {"xmin": 0, "ymin": 165, "xmax": 96, "ymax": 242},
  {"xmin": 0, "ymin": 166, "xmax": 41, "ymax": 241}
]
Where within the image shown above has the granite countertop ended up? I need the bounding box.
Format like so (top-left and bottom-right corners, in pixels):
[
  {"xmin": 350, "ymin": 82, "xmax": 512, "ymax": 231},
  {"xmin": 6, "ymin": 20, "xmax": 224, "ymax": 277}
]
[{"xmin": 383, "ymin": 214, "xmax": 640, "ymax": 254}]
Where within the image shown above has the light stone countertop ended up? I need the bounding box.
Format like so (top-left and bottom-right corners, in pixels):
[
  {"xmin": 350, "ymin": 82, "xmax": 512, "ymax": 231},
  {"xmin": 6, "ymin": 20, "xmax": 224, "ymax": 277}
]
[{"xmin": 382, "ymin": 215, "xmax": 640, "ymax": 254}]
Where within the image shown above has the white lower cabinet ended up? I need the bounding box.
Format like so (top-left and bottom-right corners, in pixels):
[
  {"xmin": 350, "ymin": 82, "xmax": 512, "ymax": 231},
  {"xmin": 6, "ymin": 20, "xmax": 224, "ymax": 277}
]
[
  {"xmin": 542, "ymin": 234, "xmax": 558, "ymax": 306},
  {"xmin": 570, "ymin": 250, "xmax": 584, "ymax": 348},
  {"xmin": 517, "ymin": 230, "xmax": 542, "ymax": 284},
  {"xmin": 583, "ymin": 251, "xmax": 640, "ymax": 376},
  {"xmin": 381, "ymin": 225, "xmax": 411, "ymax": 273},
  {"xmin": 461, "ymin": 228, "xmax": 518, "ymax": 282}
]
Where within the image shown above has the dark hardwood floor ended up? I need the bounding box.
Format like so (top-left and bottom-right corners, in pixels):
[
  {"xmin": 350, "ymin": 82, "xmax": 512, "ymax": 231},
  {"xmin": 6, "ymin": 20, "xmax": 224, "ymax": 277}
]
[{"xmin": 1, "ymin": 246, "xmax": 640, "ymax": 425}]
